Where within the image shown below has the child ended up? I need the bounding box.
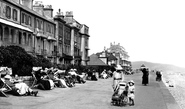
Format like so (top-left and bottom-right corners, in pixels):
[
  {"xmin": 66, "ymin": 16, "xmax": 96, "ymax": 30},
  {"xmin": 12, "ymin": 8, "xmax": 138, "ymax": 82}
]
[{"xmin": 128, "ymin": 80, "xmax": 135, "ymax": 106}]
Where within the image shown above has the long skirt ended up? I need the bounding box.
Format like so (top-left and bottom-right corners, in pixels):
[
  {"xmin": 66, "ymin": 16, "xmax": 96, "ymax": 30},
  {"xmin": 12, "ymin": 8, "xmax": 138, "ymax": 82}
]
[
  {"xmin": 113, "ymin": 80, "xmax": 121, "ymax": 91},
  {"xmin": 142, "ymin": 76, "xmax": 148, "ymax": 85}
]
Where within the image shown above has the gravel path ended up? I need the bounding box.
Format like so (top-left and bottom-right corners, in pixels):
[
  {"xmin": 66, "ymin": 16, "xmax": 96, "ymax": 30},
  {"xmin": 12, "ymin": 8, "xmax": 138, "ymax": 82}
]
[{"xmin": 163, "ymin": 72, "xmax": 185, "ymax": 109}]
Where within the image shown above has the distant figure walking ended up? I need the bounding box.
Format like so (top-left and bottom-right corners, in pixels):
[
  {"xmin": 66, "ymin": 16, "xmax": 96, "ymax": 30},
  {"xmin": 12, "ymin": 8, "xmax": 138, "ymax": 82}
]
[
  {"xmin": 140, "ymin": 64, "xmax": 149, "ymax": 86},
  {"xmin": 156, "ymin": 70, "xmax": 162, "ymax": 82}
]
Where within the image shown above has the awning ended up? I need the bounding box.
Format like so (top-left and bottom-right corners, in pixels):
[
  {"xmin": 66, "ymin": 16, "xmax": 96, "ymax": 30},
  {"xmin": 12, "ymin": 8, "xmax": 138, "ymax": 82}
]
[
  {"xmin": 0, "ymin": 18, "xmax": 33, "ymax": 33},
  {"xmin": 47, "ymin": 36, "xmax": 57, "ymax": 41},
  {"xmin": 36, "ymin": 33, "xmax": 47, "ymax": 39},
  {"xmin": 60, "ymin": 53, "xmax": 73, "ymax": 60}
]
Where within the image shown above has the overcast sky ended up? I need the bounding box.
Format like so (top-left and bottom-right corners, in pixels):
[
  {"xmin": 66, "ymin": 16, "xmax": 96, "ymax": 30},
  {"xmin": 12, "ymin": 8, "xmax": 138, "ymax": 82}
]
[{"xmin": 40, "ymin": 0, "xmax": 185, "ymax": 68}]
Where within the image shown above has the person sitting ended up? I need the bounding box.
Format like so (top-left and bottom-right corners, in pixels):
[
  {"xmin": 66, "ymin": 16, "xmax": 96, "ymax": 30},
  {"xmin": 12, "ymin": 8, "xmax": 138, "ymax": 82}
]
[
  {"xmin": 101, "ymin": 69, "xmax": 108, "ymax": 79},
  {"xmin": 33, "ymin": 69, "xmax": 55, "ymax": 90},
  {"xmin": 68, "ymin": 69, "xmax": 78, "ymax": 83},
  {"xmin": 47, "ymin": 70, "xmax": 69, "ymax": 88},
  {"xmin": 64, "ymin": 75, "xmax": 75, "ymax": 87},
  {"xmin": 91, "ymin": 70, "xmax": 98, "ymax": 81},
  {"xmin": 2, "ymin": 75, "xmax": 38, "ymax": 96}
]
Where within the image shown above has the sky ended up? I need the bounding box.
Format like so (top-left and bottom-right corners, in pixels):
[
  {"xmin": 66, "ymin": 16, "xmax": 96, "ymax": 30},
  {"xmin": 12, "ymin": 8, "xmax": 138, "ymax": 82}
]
[{"xmin": 40, "ymin": 0, "xmax": 185, "ymax": 68}]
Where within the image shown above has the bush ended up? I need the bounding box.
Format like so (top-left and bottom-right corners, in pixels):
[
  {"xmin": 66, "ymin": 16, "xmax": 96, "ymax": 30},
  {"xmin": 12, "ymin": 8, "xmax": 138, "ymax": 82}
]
[{"xmin": 0, "ymin": 45, "xmax": 53, "ymax": 76}]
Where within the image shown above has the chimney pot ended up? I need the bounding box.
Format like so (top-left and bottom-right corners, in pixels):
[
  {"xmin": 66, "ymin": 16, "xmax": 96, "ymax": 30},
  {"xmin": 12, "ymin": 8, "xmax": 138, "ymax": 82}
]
[{"xmin": 33, "ymin": 1, "xmax": 44, "ymax": 16}]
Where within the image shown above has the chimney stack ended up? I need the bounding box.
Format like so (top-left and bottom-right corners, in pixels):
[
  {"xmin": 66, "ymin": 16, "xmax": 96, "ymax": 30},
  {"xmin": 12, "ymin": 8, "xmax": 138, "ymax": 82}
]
[
  {"xmin": 19, "ymin": 0, "xmax": 33, "ymax": 9},
  {"xmin": 55, "ymin": 9, "xmax": 64, "ymax": 19},
  {"xmin": 43, "ymin": 5, "xmax": 53, "ymax": 18},
  {"xmin": 64, "ymin": 11, "xmax": 73, "ymax": 24},
  {"xmin": 33, "ymin": 1, "xmax": 44, "ymax": 16},
  {"xmin": 65, "ymin": 11, "xmax": 73, "ymax": 18}
]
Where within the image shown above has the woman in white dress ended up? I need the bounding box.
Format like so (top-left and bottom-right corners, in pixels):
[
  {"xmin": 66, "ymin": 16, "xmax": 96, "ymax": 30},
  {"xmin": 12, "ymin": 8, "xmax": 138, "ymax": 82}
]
[{"xmin": 112, "ymin": 65, "xmax": 124, "ymax": 91}]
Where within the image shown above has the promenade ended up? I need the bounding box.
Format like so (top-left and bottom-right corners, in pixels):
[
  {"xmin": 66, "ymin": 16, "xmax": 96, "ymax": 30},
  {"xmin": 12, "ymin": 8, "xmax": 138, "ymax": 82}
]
[{"xmin": 0, "ymin": 72, "xmax": 181, "ymax": 109}]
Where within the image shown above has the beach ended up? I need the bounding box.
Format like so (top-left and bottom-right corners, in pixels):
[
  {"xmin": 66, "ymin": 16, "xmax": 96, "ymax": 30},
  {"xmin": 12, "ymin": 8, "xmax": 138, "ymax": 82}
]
[{"xmin": 163, "ymin": 71, "xmax": 185, "ymax": 109}]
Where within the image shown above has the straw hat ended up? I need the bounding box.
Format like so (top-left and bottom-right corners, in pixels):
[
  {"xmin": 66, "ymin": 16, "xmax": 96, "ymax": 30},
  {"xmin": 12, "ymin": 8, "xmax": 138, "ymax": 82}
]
[{"xmin": 115, "ymin": 65, "xmax": 123, "ymax": 70}]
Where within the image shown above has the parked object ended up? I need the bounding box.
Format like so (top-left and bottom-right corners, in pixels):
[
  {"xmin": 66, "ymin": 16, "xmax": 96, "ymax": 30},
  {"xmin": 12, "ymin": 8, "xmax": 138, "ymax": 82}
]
[{"xmin": 111, "ymin": 81, "xmax": 128, "ymax": 106}]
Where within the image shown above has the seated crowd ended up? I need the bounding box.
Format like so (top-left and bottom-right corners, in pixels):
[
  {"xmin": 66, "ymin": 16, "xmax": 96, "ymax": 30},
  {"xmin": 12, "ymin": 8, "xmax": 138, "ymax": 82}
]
[
  {"xmin": 0, "ymin": 66, "xmax": 116, "ymax": 97},
  {"xmin": 0, "ymin": 67, "xmax": 87, "ymax": 97}
]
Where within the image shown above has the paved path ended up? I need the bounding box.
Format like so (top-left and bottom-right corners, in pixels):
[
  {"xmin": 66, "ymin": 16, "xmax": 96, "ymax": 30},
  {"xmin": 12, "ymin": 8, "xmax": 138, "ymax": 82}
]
[{"xmin": 0, "ymin": 72, "xmax": 181, "ymax": 109}]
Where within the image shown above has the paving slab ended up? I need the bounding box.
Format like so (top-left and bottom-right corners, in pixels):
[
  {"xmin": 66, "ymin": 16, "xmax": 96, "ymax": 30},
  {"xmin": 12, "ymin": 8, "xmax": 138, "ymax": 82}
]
[{"xmin": 0, "ymin": 72, "xmax": 181, "ymax": 109}]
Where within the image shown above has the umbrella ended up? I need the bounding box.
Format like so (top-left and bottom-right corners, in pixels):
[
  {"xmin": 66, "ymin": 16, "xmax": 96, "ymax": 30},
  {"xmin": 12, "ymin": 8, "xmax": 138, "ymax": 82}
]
[{"xmin": 140, "ymin": 64, "xmax": 146, "ymax": 69}]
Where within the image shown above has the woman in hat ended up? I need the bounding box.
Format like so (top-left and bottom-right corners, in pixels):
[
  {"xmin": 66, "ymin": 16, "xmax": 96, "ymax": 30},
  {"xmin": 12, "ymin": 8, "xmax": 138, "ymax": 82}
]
[
  {"xmin": 140, "ymin": 65, "xmax": 149, "ymax": 85},
  {"xmin": 112, "ymin": 65, "xmax": 124, "ymax": 91}
]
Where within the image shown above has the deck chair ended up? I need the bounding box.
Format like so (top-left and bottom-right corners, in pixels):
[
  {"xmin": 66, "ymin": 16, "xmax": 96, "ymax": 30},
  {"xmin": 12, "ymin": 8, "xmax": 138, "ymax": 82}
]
[
  {"xmin": 31, "ymin": 67, "xmax": 42, "ymax": 88},
  {"xmin": 0, "ymin": 79, "xmax": 12, "ymax": 97},
  {"xmin": 45, "ymin": 71, "xmax": 57, "ymax": 88},
  {"xmin": 31, "ymin": 71, "xmax": 38, "ymax": 88},
  {"xmin": 31, "ymin": 69, "xmax": 54, "ymax": 90}
]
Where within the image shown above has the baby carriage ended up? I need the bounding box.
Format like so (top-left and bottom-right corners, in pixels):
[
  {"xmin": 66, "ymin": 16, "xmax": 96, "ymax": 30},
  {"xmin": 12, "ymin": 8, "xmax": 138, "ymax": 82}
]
[{"xmin": 111, "ymin": 81, "xmax": 128, "ymax": 106}]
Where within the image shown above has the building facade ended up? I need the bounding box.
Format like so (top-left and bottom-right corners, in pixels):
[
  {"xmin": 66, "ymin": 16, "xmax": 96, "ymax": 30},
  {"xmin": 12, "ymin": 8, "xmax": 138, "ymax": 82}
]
[
  {"xmin": 54, "ymin": 9, "xmax": 72, "ymax": 65},
  {"xmin": 0, "ymin": 0, "xmax": 90, "ymax": 66},
  {"xmin": 0, "ymin": 0, "xmax": 57, "ymax": 64},
  {"xmin": 32, "ymin": 1, "xmax": 56, "ymax": 63},
  {"xmin": 107, "ymin": 42, "xmax": 131, "ymax": 70},
  {"xmin": 54, "ymin": 10, "xmax": 90, "ymax": 66},
  {"xmin": 80, "ymin": 24, "xmax": 90, "ymax": 65},
  {"xmin": 64, "ymin": 11, "xmax": 83, "ymax": 66},
  {"xmin": 0, "ymin": 0, "xmax": 34, "ymax": 54}
]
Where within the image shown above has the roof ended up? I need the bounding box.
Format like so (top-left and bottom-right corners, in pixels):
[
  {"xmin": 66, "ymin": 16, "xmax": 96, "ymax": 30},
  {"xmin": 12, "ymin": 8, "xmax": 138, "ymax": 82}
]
[
  {"xmin": 96, "ymin": 51, "xmax": 117, "ymax": 61},
  {"xmin": 88, "ymin": 54, "xmax": 108, "ymax": 66},
  {"xmin": 6, "ymin": 0, "xmax": 55, "ymax": 24},
  {"xmin": 107, "ymin": 53, "xmax": 117, "ymax": 61}
]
